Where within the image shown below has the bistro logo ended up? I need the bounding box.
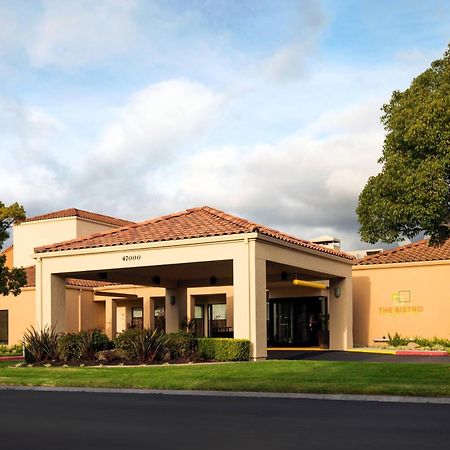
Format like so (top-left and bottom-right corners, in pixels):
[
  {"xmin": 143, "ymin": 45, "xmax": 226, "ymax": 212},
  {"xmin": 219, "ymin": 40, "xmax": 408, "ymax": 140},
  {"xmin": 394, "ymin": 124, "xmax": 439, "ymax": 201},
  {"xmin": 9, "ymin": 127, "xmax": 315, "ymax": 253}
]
[{"xmin": 378, "ymin": 290, "xmax": 424, "ymax": 314}]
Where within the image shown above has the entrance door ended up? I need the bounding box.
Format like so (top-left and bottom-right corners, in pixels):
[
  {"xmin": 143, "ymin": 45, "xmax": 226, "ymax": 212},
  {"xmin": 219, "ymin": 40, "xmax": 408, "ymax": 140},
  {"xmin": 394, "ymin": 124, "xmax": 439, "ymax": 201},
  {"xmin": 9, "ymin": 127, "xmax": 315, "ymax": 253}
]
[{"xmin": 267, "ymin": 297, "xmax": 325, "ymax": 347}]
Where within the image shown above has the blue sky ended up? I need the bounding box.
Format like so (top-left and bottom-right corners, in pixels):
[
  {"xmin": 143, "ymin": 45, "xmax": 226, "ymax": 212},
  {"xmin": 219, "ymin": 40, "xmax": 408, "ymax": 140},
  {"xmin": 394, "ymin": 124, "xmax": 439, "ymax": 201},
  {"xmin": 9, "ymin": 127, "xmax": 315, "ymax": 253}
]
[{"xmin": 1, "ymin": 0, "xmax": 449, "ymax": 250}]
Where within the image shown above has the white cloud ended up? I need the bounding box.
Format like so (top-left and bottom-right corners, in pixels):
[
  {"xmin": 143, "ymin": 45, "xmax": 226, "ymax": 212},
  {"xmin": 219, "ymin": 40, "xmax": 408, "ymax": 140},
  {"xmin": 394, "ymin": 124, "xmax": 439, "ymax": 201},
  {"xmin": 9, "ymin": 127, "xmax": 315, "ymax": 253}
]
[
  {"xmin": 29, "ymin": 0, "xmax": 138, "ymax": 68},
  {"xmin": 0, "ymin": 98, "xmax": 63, "ymax": 161},
  {"xmin": 170, "ymin": 102, "xmax": 384, "ymax": 249},
  {"xmin": 261, "ymin": 0, "xmax": 326, "ymax": 82},
  {"xmin": 91, "ymin": 79, "xmax": 224, "ymax": 166},
  {"xmin": 263, "ymin": 43, "xmax": 311, "ymax": 81},
  {"xmin": 61, "ymin": 79, "xmax": 225, "ymax": 217},
  {"xmin": 0, "ymin": 164, "xmax": 68, "ymax": 208}
]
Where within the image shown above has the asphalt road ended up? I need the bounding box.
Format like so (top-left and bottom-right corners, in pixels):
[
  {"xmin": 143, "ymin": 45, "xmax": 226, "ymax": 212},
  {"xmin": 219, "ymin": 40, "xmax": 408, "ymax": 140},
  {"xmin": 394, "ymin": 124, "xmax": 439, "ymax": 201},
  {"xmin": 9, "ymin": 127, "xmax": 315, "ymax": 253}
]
[{"xmin": 1, "ymin": 390, "xmax": 449, "ymax": 450}]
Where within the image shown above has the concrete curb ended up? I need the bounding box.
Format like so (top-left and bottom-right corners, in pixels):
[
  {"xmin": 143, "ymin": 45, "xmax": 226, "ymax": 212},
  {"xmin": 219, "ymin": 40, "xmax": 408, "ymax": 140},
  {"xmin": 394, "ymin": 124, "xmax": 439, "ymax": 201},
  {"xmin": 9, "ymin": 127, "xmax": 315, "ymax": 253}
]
[
  {"xmin": 0, "ymin": 385, "xmax": 449, "ymax": 404},
  {"xmin": 0, "ymin": 356, "xmax": 24, "ymax": 361},
  {"xmin": 395, "ymin": 350, "xmax": 449, "ymax": 356}
]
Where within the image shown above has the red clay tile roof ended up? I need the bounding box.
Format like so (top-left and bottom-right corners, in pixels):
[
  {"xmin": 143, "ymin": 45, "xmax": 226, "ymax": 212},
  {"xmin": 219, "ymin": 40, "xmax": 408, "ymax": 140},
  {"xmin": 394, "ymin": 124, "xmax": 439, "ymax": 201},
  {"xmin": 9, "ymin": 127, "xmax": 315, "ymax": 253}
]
[
  {"xmin": 356, "ymin": 239, "xmax": 450, "ymax": 265},
  {"xmin": 23, "ymin": 266, "xmax": 112, "ymax": 288},
  {"xmin": 24, "ymin": 208, "xmax": 134, "ymax": 228},
  {"xmin": 65, "ymin": 278, "xmax": 113, "ymax": 288},
  {"xmin": 24, "ymin": 266, "xmax": 35, "ymax": 288},
  {"xmin": 34, "ymin": 206, "xmax": 353, "ymax": 260}
]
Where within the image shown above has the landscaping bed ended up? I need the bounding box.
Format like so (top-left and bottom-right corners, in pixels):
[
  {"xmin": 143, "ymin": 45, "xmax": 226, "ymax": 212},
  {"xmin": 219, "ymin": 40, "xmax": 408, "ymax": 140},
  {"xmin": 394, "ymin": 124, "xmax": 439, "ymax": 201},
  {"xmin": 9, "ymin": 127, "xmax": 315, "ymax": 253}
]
[
  {"xmin": 376, "ymin": 333, "xmax": 450, "ymax": 355},
  {"xmin": 0, "ymin": 344, "xmax": 23, "ymax": 358},
  {"xmin": 21, "ymin": 327, "xmax": 250, "ymax": 366}
]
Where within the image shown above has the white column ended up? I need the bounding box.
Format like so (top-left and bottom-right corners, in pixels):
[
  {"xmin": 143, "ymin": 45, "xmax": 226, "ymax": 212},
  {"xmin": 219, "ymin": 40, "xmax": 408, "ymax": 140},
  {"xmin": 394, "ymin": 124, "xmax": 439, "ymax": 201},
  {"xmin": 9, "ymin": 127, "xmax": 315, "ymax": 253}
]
[
  {"xmin": 329, "ymin": 277, "xmax": 353, "ymax": 350},
  {"xmin": 143, "ymin": 297, "xmax": 155, "ymax": 329},
  {"xmin": 105, "ymin": 299, "xmax": 117, "ymax": 339},
  {"xmin": 233, "ymin": 239, "xmax": 267, "ymax": 360},
  {"xmin": 37, "ymin": 262, "xmax": 66, "ymax": 334}
]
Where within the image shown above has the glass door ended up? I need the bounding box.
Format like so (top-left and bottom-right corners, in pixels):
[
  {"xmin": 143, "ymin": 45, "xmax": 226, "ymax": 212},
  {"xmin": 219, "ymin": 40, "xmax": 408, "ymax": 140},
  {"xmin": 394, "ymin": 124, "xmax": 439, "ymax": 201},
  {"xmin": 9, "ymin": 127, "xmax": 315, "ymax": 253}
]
[
  {"xmin": 272, "ymin": 301, "xmax": 294, "ymax": 345},
  {"xmin": 268, "ymin": 297, "xmax": 325, "ymax": 347}
]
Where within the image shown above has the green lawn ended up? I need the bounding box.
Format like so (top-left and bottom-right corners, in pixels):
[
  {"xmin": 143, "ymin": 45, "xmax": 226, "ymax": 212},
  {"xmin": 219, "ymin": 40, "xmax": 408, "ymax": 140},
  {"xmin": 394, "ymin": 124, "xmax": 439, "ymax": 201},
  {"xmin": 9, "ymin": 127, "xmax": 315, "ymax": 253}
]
[{"xmin": 1, "ymin": 360, "xmax": 449, "ymax": 397}]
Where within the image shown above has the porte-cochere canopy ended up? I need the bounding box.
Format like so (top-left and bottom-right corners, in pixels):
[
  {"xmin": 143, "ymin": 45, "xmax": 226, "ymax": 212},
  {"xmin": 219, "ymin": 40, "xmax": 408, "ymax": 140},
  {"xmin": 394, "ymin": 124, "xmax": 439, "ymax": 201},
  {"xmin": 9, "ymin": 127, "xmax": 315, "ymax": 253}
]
[{"xmin": 34, "ymin": 206, "xmax": 354, "ymax": 359}]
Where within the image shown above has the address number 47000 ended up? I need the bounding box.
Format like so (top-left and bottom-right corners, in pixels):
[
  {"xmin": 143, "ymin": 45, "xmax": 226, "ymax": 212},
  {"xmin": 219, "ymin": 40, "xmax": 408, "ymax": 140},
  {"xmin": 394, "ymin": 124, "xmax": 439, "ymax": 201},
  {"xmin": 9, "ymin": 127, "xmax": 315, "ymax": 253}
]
[{"xmin": 122, "ymin": 255, "xmax": 141, "ymax": 262}]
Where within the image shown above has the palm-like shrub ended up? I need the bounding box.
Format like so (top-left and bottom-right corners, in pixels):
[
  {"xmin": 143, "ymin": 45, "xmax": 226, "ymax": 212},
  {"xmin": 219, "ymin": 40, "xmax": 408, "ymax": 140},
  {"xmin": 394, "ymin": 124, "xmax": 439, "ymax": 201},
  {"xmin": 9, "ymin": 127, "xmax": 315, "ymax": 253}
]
[
  {"xmin": 22, "ymin": 326, "xmax": 58, "ymax": 363},
  {"xmin": 131, "ymin": 329, "xmax": 168, "ymax": 364},
  {"xmin": 115, "ymin": 328, "xmax": 167, "ymax": 363}
]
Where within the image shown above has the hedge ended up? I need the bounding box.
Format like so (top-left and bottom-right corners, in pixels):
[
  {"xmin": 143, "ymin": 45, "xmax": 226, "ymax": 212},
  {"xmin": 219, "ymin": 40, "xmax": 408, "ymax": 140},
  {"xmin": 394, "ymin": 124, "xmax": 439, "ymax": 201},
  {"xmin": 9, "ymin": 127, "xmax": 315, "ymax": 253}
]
[{"xmin": 197, "ymin": 338, "xmax": 250, "ymax": 361}]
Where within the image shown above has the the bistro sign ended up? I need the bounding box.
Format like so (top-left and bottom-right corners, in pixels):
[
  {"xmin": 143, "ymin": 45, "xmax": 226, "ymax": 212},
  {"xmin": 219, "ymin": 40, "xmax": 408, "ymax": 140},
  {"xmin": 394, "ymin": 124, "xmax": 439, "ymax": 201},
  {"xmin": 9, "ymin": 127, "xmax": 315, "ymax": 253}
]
[{"xmin": 378, "ymin": 290, "xmax": 424, "ymax": 314}]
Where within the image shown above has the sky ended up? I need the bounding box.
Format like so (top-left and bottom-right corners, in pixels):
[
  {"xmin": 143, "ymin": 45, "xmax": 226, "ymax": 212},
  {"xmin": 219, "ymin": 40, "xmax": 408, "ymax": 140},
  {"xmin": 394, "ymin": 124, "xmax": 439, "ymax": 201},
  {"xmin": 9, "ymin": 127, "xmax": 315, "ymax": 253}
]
[{"xmin": 0, "ymin": 0, "xmax": 449, "ymax": 251}]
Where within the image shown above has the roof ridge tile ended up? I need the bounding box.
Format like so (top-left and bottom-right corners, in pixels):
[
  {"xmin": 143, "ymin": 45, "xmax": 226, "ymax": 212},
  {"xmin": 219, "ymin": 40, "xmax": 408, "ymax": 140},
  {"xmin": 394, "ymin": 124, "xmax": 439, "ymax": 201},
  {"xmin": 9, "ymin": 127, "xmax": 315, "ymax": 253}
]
[
  {"xmin": 25, "ymin": 207, "xmax": 134, "ymax": 227},
  {"xmin": 34, "ymin": 206, "xmax": 354, "ymax": 260},
  {"xmin": 356, "ymin": 238, "xmax": 450, "ymax": 265}
]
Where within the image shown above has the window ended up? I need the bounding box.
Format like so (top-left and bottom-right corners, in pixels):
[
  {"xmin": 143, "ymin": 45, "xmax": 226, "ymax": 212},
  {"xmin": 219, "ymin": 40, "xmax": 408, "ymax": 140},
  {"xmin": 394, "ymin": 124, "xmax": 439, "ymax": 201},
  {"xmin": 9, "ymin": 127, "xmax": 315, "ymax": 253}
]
[
  {"xmin": 131, "ymin": 307, "xmax": 143, "ymax": 329},
  {"xmin": 0, "ymin": 310, "xmax": 8, "ymax": 345}
]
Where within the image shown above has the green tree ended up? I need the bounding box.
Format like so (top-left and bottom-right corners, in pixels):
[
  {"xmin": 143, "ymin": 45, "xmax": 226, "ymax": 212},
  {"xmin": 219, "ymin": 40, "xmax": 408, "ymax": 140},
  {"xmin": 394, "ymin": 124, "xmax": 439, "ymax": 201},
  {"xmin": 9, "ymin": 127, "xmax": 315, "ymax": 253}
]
[
  {"xmin": 0, "ymin": 202, "xmax": 27, "ymax": 295},
  {"xmin": 357, "ymin": 45, "xmax": 450, "ymax": 245}
]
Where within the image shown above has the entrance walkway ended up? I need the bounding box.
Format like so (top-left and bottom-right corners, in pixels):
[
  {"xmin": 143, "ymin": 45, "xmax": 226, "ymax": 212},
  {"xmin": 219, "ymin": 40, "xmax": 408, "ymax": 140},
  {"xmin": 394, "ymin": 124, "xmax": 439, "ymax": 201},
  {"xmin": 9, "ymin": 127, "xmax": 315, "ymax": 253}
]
[{"xmin": 267, "ymin": 349, "xmax": 450, "ymax": 364}]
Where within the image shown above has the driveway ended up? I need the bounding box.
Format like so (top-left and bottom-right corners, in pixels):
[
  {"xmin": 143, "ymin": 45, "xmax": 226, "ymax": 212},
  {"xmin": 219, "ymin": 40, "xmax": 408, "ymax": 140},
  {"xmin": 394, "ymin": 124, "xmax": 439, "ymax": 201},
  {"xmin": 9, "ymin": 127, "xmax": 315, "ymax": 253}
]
[{"xmin": 268, "ymin": 349, "xmax": 450, "ymax": 363}]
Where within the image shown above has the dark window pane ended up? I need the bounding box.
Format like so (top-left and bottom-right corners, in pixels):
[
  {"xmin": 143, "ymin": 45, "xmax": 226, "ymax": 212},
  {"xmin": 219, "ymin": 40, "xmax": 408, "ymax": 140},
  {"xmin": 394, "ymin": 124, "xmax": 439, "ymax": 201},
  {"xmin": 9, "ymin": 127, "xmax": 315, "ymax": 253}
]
[{"xmin": 0, "ymin": 311, "xmax": 8, "ymax": 345}]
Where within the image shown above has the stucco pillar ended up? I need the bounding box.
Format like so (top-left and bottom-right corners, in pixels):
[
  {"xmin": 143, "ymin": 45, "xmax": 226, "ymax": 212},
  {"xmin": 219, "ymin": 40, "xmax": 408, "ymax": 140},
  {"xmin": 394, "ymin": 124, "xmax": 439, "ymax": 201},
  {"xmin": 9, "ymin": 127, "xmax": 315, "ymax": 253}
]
[
  {"xmin": 329, "ymin": 277, "xmax": 353, "ymax": 350},
  {"xmin": 143, "ymin": 297, "xmax": 155, "ymax": 329},
  {"xmin": 165, "ymin": 288, "xmax": 180, "ymax": 333},
  {"xmin": 233, "ymin": 239, "xmax": 267, "ymax": 360},
  {"xmin": 178, "ymin": 287, "xmax": 188, "ymax": 328},
  {"xmin": 186, "ymin": 292, "xmax": 195, "ymax": 322},
  {"xmin": 105, "ymin": 299, "xmax": 117, "ymax": 339},
  {"xmin": 36, "ymin": 263, "xmax": 66, "ymax": 334},
  {"xmin": 226, "ymin": 292, "xmax": 233, "ymax": 329}
]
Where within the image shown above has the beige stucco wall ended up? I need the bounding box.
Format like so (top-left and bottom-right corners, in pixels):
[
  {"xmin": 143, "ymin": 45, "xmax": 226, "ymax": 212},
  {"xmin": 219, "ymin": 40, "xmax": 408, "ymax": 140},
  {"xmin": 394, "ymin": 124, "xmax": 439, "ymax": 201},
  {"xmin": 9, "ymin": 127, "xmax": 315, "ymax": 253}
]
[
  {"xmin": 1, "ymin": 285, "xmax": 107, "ymax": 345},
  {"xmin": 76, "ymin": 219, "xmax": 120, "ymax": 239},
  {"xmin": 93, "ymin": 285, "xmax": 167, "ymax": 334},
  {"xmin": 353, "ymin": 261, "xmax": 450, "ymax": 345},
  {"xmin": 0, "ymin": 287, "xmax": 35, "ymax": 345},
  {"xmin": 13, "ymin": 217, "xmax": 121, "ymax": 268},
  {"xmin": 13, "ymin": 218, "xmax": 79, "ymax": 267},
  {"xmin": 66, "ymin": 287, "xmax": 104, "ymax": 333}
]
